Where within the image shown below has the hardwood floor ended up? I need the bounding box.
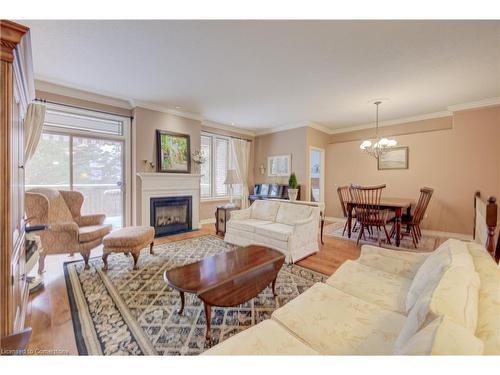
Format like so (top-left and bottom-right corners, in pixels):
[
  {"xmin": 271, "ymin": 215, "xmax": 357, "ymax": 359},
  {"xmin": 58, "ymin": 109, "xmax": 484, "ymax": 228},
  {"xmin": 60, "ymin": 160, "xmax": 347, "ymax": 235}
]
[{"xmin": 25, "ymin": 223, "xmax": 360, "ymax": 355}]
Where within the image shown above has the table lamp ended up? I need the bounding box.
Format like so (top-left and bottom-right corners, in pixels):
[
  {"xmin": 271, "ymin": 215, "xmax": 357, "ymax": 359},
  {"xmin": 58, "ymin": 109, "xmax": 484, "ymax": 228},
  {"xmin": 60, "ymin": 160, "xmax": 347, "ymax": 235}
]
[{"xmin": 224, "ymin": 169, "xmax": 240, "ymax": 207}]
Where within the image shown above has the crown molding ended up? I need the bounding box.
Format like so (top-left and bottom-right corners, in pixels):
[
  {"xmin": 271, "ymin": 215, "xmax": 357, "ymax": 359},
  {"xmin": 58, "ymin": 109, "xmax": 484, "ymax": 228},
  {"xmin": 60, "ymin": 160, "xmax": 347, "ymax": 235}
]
[
  {"xmin": 255, "ymin": 121, "xmax": 311, "ymax": 136},
  {"xmin": 35, "ymin": 78, "xmax": 133, "ymax": 109},
  {"xmin": 446, "ymin": 97, "xmax": 500, "ymax": 112},
  {"xmin": 34, "ymin": 78, "xmax": 498, "ymax": 137},
  {"xmin": 328, "ymin": 110, "xmax": 453, "ymax": 135},
  {"xmin": 308, "ymin": 121, "xmax": 333, "ymax": 134},
  {"xmin": 131, "ymin": 100, "xmax": 204, "ymax": 122},
  {"xmin": 201, "ymin": 120, "xmax": 256, "ymax": 137}
]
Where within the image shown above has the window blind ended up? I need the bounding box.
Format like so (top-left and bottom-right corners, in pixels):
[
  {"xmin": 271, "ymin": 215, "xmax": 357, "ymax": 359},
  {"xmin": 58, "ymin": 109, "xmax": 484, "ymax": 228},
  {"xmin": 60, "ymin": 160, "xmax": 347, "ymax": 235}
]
[{"xmin": 200, "ymin": 135, "xmax": 212, "ymax": 197}]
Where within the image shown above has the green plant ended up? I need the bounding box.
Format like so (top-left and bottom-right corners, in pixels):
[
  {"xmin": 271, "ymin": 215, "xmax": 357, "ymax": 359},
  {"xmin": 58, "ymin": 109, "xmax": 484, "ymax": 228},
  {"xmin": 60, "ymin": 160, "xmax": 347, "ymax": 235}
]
[{"xmin": 288, "ymin": 172, "xmax": 298, "ymax": 189}]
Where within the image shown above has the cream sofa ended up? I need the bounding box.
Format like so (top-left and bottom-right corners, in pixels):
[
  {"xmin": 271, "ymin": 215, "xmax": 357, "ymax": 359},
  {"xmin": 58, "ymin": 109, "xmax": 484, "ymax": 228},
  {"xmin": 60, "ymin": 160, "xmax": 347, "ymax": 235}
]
[
  {"xmin": 224, "ymin": 200, "xmax": 320, "ymax": 263},
  {"xmin": 204, "ymin": 239, "xmax": 500, "ymax": 355}
]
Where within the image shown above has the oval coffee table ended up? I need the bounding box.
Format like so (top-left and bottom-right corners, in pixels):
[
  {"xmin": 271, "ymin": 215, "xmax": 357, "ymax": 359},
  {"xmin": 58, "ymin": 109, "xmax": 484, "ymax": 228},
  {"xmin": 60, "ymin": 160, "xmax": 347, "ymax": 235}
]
[{"xmin": 163, "ymin": 245, "xmax": 285, "ymax": 340}]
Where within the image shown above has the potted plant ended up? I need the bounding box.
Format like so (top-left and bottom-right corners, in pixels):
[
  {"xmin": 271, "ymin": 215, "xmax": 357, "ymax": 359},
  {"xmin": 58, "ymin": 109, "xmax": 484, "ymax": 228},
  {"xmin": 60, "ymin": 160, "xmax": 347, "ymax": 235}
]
[{"xmin": 287, "ymin": 172, "xmax": 299, "ymax": 201}]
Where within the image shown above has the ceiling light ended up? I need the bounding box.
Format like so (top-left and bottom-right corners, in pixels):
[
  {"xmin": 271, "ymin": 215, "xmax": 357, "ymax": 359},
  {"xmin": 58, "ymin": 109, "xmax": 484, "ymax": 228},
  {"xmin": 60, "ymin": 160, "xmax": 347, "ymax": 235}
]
[{"xmin": 360, "ymin": 101, "xmax": 397, "ymax": 159}]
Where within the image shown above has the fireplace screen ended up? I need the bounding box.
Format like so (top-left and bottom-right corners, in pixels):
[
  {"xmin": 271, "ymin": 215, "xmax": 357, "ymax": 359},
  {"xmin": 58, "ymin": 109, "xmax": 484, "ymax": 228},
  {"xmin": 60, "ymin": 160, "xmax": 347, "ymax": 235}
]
[{"xmin": 150, "ymin": 196, "xmax": 192, "ymax": 237}]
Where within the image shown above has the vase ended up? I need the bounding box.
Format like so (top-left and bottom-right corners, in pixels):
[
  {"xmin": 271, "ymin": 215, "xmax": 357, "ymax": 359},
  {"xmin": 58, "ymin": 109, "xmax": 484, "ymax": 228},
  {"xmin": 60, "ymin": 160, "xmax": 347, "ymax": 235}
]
[
  {"xmin": 193, "ymin": 163, "xmax": 201, "ymax": 174},
  {"xmin": 288, "ymin": 188, "xmax": 299, "ymax": 201}
]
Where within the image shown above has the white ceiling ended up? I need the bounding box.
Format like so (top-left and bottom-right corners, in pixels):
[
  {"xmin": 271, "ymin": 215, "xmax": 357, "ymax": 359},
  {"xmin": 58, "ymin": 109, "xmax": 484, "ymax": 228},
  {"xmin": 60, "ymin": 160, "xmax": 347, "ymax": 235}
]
[{"xmin": 22, "ymin": 20, "xmax": 500, "ymax": 132}]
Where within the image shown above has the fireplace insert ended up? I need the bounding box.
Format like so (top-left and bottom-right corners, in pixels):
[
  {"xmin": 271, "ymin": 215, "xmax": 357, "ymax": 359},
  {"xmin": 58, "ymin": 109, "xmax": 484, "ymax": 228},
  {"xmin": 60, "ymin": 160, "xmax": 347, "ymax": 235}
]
[{"xmin": 150, "ymin": 196, "xmax": 192, "ymax": 237}]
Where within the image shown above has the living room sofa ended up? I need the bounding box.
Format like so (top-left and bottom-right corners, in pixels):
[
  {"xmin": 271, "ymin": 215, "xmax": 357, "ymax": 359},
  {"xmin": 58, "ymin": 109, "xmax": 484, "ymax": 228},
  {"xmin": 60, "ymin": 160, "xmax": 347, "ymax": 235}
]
[
  {"xmin": 204, "ymin": 239, "xmax": 500, "ymax": 355},
  {"xmin": 224, "ymin": 200, "xmax": 320, "ymax": 263}
]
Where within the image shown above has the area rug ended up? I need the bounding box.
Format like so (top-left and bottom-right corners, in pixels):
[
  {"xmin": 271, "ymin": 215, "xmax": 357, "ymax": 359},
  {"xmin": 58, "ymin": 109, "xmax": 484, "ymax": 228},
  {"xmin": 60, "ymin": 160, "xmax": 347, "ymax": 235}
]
[
  {"xmin": 323, "ymin": 220, "xmax": 446, "ymax": 252},
  {"xmin": 64, "ymin": 235, "xmax": 326, "ymax": 355}
]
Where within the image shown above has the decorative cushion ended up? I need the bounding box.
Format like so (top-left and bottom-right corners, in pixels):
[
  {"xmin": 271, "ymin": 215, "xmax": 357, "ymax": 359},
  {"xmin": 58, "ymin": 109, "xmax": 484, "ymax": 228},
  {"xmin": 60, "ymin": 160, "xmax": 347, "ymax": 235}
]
[
  {"xmin": 250, "ymin": 200, "xmax": 281, "ymax": 221},
  {"xmin": 395, "ymin": 266, "xmax": 480, "ymax": 350},
  {"xmin": 275, "ymin": 203, "xmax": 313, "ymax": 225},
  {"xmin": 254, "ymin": 223, "xmax": 294, "ymax": 242},
  {"xmin": 325, "ymin": 260, "xmax": 412, "ymax": 314},
  {"xmin": 395, "ymin": 316, "xmax": 484, "ymax": 355},
  {"xmin": 406, "ymin": 239, "xmax": 475, "ymax": 312},
  {"xmin": 202, "ymin": 319, "xmax": 318, "ymax": 355},
  {"xmin": 467, "ymin": 242, "xmax": 500, "ymax": 355},
  {"xmin": 79, "ymin": 224, "xmax": 112, "ymax": 243},
  {"xmin": 357, "ymin": 245, "xmax": 430, "ymax": 279},
  {"xmin": 102, "ymin": 226, "xmax": 154, "ymax": 248},
  {"xmin": 226, "ymin": 219, "xmax": 273, "ymax": 233},
  {"xmin": 271, "ymin": 283, "xmax": 407, "ymax": 355}
]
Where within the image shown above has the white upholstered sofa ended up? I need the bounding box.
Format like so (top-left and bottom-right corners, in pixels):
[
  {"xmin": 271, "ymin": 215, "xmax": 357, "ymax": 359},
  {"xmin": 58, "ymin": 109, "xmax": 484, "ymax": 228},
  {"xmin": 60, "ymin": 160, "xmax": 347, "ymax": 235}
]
[
  {"xmin": 204, "ymin": 239, "xmax": 500, "ymax": 355},
  {"xmin": 224, "ymin": 200, "xmax": 320, "ymax": 263}
]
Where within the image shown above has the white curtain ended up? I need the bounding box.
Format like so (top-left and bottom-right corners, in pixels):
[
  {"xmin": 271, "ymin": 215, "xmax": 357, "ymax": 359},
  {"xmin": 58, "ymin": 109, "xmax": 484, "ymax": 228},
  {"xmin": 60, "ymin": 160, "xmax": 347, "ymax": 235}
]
[
  {"xmin": 231, "ymin": 138, "xmax": 251, "ymax": 209},
  {"xmin": 24, "ymin": 103, "xmax": 46, "ymax": 161}
]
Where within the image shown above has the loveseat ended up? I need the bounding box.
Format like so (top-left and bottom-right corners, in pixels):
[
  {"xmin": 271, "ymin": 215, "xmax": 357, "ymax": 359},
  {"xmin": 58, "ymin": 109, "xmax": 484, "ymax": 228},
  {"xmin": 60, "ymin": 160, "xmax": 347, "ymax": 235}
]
[
  {"xmin": 224, "ymin": 200, "xmax": 320, "ymax": 263},
  {"xmin": 204, "ymin": 239, "xmax": 500, "ymax": 355}
]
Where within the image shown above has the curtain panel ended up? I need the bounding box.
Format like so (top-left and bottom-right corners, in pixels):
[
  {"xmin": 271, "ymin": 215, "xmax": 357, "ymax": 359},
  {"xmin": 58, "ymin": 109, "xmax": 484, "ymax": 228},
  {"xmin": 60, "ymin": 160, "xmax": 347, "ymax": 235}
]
[
  {"xmin": 230, "ymin": 138, "xmax": 251, "ymax": 209},
  {"xmin": 24, "ymin": 103, "xmax": 46, "ymax": 161}
]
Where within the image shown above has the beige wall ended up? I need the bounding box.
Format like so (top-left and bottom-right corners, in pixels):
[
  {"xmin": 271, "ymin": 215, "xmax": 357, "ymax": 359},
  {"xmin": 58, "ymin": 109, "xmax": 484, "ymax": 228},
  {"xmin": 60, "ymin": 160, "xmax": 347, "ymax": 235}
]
[
  {"xmin": 134, "ymin": 107, "xmax": 202, "ymax": 173},
  {"xmin": 254, "ymin": 127, "xmax": 308, "ymax": 197},
  {"xmin": 134, "ymin": 108, "xmax": 255, "ymax": 222},
  {"xmin": 325, "ymin": 106, "xmax": 500, "ymax": 235},
  {"xmin": 252, "ymin": 126, "xmax": 331, "ymax": 201},
  {"xmin": 35, "ymin": 81, "xmax": 257, "ymax": 224}
]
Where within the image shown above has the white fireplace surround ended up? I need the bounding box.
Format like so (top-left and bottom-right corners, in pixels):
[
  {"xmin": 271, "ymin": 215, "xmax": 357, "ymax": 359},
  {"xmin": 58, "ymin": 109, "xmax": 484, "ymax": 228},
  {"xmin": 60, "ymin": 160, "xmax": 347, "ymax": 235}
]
[{"xmin": 136, "ymin": 173, "xmax": 201, "ymax": 230}]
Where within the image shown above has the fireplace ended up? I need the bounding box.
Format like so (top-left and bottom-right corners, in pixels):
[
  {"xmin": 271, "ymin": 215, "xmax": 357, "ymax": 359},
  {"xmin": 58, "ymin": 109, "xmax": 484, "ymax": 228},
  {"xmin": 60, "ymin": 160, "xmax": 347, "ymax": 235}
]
[{"xmin": 150, "ymin": 196, "xmax": 192, "ymax": 237}]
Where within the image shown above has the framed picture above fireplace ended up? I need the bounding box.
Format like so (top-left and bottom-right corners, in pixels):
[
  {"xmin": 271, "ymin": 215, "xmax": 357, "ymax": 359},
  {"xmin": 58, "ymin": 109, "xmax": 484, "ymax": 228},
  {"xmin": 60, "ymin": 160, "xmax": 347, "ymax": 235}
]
[{"xmin": 156, "ymin": 130, "xmax": 191, "ymax": 173}]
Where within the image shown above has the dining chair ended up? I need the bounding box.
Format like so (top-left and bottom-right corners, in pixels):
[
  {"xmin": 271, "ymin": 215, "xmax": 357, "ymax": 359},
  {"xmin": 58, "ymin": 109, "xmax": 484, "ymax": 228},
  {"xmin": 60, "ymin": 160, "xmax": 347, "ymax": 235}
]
[
  {"xmin": 390, "ymin": 187, "xmax": 434, "ymax": 248},
  {"xmin": 337, "ymin": 185, "xmax": 358, "ymax": 236},
  {"xmin": 350, "ymin": 184, "xmax": 392, "ymax": 246}
]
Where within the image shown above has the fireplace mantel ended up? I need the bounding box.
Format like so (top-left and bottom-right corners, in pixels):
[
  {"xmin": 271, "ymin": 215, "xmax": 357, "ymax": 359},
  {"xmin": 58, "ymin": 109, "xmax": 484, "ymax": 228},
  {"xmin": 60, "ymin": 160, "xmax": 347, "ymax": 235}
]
[{"xmin": 136, "ymin": 173, "xmax": 201, "ymax": 230}]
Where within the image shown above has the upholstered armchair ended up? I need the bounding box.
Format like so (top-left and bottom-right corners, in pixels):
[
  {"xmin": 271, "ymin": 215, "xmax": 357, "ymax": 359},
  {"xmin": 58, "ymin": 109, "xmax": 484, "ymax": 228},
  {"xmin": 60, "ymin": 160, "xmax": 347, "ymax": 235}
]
[{"xmin": 25, "ymin": 188, "xmax": 112, "ymax": 271}]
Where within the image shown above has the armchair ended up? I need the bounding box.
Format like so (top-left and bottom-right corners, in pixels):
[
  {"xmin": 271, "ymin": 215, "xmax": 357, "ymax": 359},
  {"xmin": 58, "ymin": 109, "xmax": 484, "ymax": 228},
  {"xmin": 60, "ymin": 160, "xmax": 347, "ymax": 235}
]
[{"xmin": 25, "ymin": 188, "xmax": 112, "ymax": 271}]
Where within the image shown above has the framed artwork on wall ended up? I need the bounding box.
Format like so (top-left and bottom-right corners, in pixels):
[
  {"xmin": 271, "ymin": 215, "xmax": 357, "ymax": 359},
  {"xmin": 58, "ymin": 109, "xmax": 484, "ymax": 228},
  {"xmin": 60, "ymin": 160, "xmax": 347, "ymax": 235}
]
[
  {"xmin": 267, "ymin": 154, "xmax": 291, "ymax": 177},
  {"xmin": 156, "ymin": 130, "xmax": 191, "ymax": 173},
  {"xmin": 378, "ymin": 146, "xmax": 409, "ymax": 170}
]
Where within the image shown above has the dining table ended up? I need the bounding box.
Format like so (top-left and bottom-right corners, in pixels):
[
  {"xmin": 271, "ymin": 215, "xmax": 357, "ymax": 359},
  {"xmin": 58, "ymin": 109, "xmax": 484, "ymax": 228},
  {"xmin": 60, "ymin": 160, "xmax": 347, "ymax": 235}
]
[{"xmin": 346, "ymin": 197, "xmax": 415, "ymax": 247}]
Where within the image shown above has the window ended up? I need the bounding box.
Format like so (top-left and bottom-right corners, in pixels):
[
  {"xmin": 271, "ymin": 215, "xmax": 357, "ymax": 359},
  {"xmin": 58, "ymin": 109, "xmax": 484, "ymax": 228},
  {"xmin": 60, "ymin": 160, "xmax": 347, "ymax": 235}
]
[
  {"xmin": 25, "ymin": 104, "xmax": 130, "ymax": 228},
  {"xmin": 200, "ymin": 135, "xmax": 211, "ymax": 197},
  {"xmin": 200, "ymin": 133, "xmax": 241, "ymax": 199}
]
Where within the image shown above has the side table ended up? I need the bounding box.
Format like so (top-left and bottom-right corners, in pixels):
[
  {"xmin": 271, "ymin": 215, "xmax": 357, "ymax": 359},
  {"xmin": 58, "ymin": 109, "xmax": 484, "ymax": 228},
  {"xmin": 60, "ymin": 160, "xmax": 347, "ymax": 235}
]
[{"xmin": 215, "ymin": 205, "xmax": 240, "ymax": 236}]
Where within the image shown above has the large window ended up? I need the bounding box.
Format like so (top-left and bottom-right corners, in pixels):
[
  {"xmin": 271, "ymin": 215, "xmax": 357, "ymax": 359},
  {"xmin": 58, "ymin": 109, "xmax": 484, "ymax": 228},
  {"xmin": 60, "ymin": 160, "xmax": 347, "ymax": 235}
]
[{"xmin": 200, "ymin": 133, "xmax": 241, "ymax": 199}]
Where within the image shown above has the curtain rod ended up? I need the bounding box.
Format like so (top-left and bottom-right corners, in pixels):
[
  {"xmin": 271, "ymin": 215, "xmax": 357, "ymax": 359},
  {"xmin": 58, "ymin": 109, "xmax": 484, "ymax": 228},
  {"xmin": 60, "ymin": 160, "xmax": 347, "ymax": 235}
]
[
  {"xmin": 201, "ymin": 130, "xmax": 252, "ymax": 142},
  {"xmin": 34, "ymin": 98, "xmax": 134, "ymax": 120}
]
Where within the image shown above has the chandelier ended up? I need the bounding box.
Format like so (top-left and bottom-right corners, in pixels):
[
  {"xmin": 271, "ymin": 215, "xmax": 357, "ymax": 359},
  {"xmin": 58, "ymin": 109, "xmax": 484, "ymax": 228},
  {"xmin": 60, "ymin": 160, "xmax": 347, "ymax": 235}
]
[{"xmin": 360, "ymin": 101, "xmax": 397, "ymax": 159}]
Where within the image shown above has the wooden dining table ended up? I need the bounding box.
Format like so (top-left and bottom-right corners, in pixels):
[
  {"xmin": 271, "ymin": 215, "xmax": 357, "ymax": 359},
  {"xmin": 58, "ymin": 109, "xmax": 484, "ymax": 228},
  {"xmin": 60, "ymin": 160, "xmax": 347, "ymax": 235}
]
[{"xmin": 346, "ymin": 197, "xmax": 415, "ymax": 247}]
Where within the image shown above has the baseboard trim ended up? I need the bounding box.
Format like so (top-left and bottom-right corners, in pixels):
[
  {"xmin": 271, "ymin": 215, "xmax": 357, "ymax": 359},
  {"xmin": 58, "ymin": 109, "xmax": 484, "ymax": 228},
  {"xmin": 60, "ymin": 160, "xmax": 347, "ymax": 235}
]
[
  {"xmin": 324, "ymin": 216, "xmax": 471, "ymax": 240},
  {"xmin": 420, "ymin": 229, "xmax": 472, "ymax": 241},
  {"xmin": 199, "ymin": 218, "xmax": 216, "ymax": 226},
  {"xmin": 324, "ymin": 216, "xmax": 345, "ymax": 223}
]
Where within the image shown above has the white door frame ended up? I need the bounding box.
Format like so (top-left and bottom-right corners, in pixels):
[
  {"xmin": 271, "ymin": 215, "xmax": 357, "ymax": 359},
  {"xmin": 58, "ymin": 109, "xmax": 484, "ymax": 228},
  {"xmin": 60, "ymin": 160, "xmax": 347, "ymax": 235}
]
[
  {"xmin": 42, "ymin": 104, "xmax": 132, "ymax": 226},
  {"xmin": 308, "ymin": 146, "xmax": 325, "ymax": 203}
]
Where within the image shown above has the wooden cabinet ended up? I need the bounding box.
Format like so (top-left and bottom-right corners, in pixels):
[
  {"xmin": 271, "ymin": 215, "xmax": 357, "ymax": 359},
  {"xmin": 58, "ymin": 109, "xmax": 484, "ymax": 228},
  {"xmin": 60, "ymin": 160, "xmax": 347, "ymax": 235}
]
[{"xmin": 0, "ymin": 20, "xmax": 34, "ymax": 343}]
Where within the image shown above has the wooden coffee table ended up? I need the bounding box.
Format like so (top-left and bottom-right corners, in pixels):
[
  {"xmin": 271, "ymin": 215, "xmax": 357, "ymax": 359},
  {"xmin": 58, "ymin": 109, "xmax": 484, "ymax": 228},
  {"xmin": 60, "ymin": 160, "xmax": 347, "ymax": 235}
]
[{"xmin": 163, "ymin": 245, "xmax": 285, "ymax": 340}]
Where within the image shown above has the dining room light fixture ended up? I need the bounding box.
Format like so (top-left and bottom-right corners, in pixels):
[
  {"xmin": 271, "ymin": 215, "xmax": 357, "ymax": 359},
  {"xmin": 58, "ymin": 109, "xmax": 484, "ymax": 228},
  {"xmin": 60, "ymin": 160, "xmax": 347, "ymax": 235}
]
[{"xmin": 360, "ymin": 101, "xmax": 397, "ymax": 159}]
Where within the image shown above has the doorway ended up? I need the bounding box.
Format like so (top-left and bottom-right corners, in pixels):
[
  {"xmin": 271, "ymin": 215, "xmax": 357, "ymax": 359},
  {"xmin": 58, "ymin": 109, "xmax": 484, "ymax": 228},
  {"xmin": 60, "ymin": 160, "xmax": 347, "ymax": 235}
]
[{"xmin": 308, "ymin": 147, "xmax": 325, "ymax": 203}]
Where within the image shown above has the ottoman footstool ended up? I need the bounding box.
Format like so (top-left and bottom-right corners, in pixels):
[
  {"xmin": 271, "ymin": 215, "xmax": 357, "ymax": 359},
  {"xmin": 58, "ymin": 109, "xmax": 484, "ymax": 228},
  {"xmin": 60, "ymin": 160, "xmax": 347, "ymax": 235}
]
[{"xmin": 102, "ymin": 226, "xmax": 155, "ymax": 271}]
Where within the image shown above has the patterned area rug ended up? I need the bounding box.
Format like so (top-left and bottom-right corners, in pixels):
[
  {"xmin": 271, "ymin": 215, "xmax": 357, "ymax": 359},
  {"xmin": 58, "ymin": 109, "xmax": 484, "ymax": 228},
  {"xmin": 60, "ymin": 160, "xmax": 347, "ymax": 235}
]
[
  {"xmin": 323, "ymin": 221, "xmax": 445, "ymax": 252},
  {"xmin": 64, "ymin": 235, "xmax": 326, "ymax": 355}
]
